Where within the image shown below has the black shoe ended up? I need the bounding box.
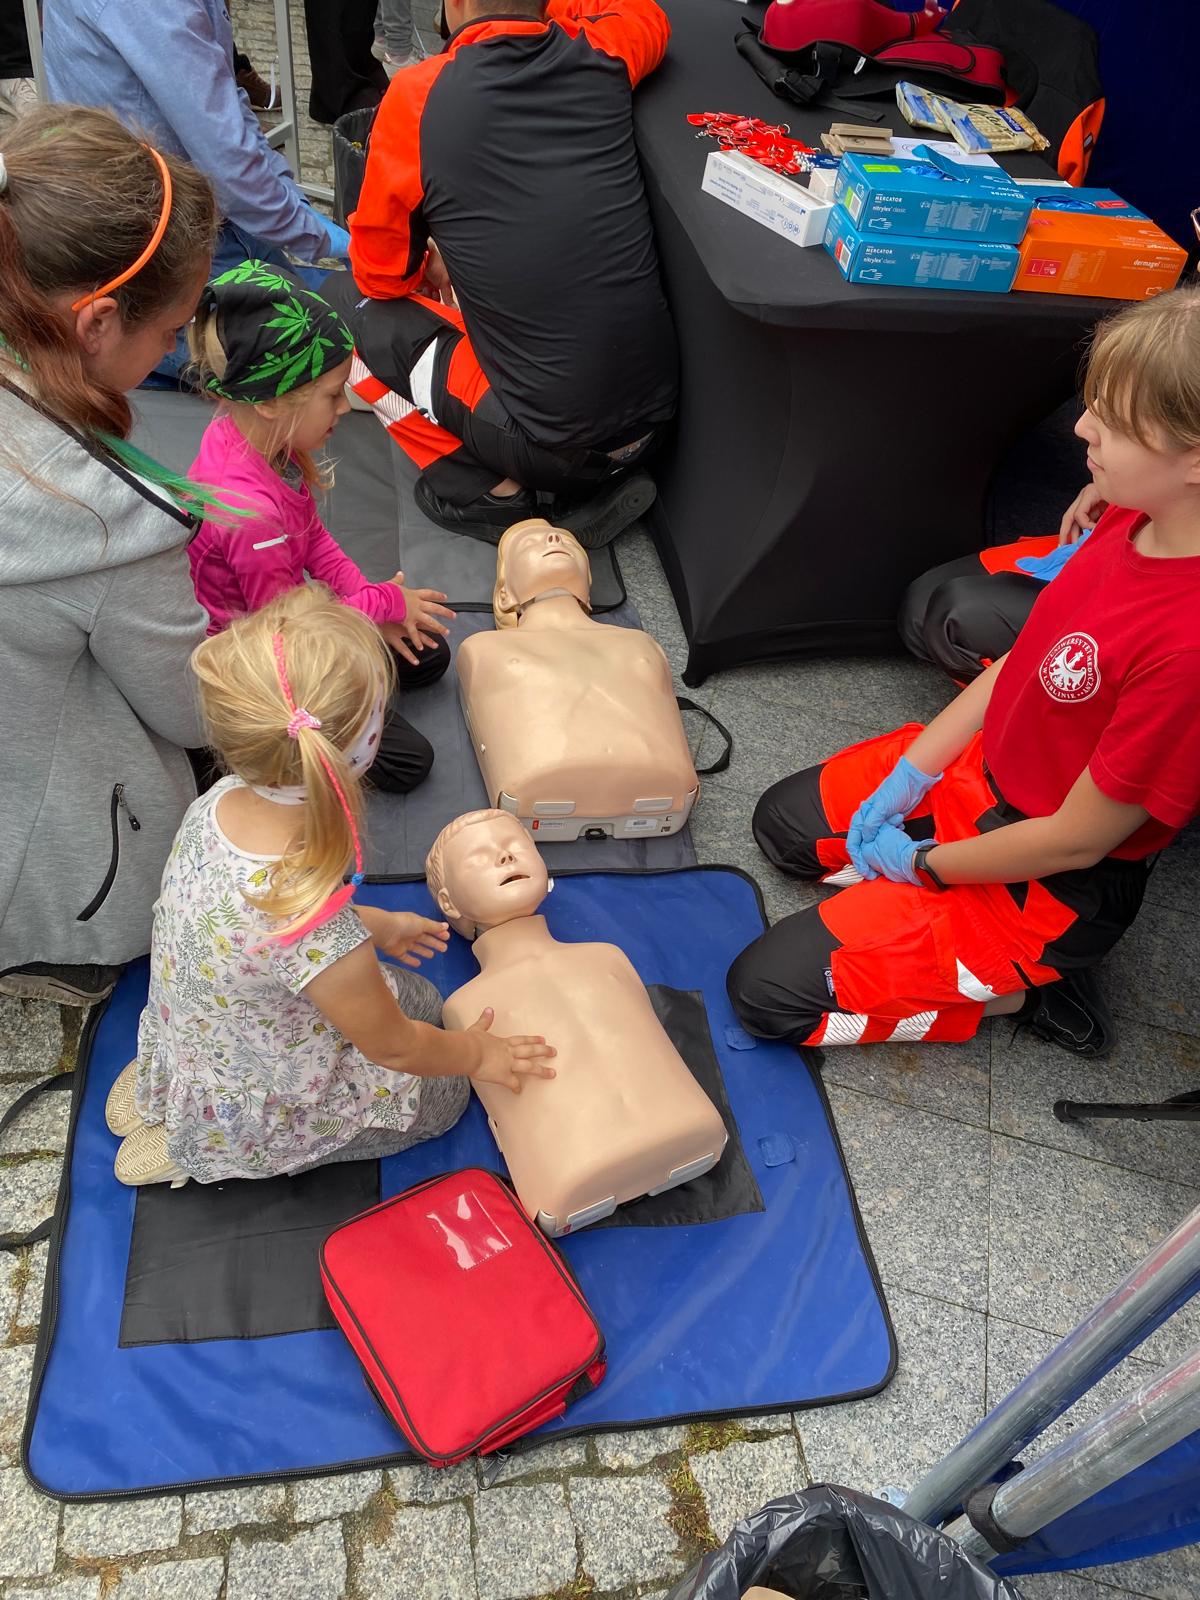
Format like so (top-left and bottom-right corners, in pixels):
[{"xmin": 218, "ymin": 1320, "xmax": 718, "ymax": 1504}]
[
  {"xmin": 1013, "ymin": 967, "xmax": 1115, "ymax": 1058},
  {"xmin": 0, "ymin": 962, "xmax": 122, "ymax": 1007},
  {"xmin": 413, "ymin": 477, "xmax": 537, "ymax": 543},
  {"xmin": 551, "ymin": 471, "xmax": 657, "ymax": 550}
]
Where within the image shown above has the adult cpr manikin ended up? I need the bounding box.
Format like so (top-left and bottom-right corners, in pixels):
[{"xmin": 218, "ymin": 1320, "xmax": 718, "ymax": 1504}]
[
  {"xmin": 455, "ymin": 520, "xmax": 699, "ymax": 840},
  {"xmin": 425, "ymin": 809, "xmax": 727, "ymax": 1235}
]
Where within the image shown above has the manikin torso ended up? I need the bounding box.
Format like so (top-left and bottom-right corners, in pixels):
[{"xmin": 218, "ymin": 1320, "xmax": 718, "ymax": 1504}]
[
  {"xmin": 431, "ymin": 813, "xmax": 726, "ymax": 1234},
  {"xmin": 443, "ymin": 916, "xmax": 726, "ymax": 1234},
  {"xmin": 456, "ymin": 592, "xmax": 698, "ymax": 827}
]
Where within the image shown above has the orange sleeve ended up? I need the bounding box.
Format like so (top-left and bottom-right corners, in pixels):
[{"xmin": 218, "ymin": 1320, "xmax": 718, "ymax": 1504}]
[
  {"xmin": 348, "ymin": 59, "xmax": 446, "ymax": 300},
  {"xmin": 546, "ymin": 0, "xmax": 670, "ymax": 87}
]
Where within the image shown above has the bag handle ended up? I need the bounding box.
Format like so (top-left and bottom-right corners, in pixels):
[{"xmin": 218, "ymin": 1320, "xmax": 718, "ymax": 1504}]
[
  {"xmin": 677, "ymin": 697, "xmax": 733, "ymax": 777},
  {"xmin": 0, "ymin": 1072, "xmax": 74, "ymax": 1252},
  {"xmin": 735, "ymin": 30, "xmax": 887, "ymax": 122}
]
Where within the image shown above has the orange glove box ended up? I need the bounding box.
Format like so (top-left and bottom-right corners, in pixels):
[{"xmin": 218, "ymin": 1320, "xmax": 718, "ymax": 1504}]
[{"xmin": 1015, "ymin": 206, "xmax": 1185, "ymax": 301}]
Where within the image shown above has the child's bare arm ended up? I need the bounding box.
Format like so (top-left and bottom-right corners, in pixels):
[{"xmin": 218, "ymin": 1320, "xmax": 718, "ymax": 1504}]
[
  {"xmin": 925, "ymin": 768, "xmax": 1148, "ymax": 884},
  {"xmin": 304, "ymin": 942, "xmax": 556, "ymax": 1090}
]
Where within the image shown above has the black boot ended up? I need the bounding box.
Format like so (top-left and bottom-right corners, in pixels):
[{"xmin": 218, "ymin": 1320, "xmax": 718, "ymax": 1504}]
[
  {"xmin": 1012, "ymin": 966, "xmax": 1115, "ymax": 1058},
  {"xmin": 549, "ymin": 471, "xmax": 657, "ymax": 549},
  {"xmin": 413, "ymin": 478, "xmax": 537, "ymax": 543}
]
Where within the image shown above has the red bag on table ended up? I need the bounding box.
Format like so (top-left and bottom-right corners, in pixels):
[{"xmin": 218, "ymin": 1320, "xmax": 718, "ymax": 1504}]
[
  {"xmin": 321, "ymin": 1168, "xmax": 606, "ymax": 1466},
  {"xmin": 739, "ymin": 0, "xmax": 1008, "ymax": 116}
]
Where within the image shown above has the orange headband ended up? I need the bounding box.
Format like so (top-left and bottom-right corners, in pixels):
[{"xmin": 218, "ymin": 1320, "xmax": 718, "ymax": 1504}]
[{"xmin": 70, "ymin": 145, "xmax": 174, "ymax": 313}]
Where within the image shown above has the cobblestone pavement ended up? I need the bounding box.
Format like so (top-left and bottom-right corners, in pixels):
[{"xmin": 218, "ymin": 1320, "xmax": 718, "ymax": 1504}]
[{"xmin": 6, "ymin": 2, "xmax": 1200, "ymax": 1594}]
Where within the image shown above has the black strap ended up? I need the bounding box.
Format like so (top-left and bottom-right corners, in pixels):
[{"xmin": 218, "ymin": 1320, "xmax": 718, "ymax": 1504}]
[
  {"xmin": 0, "ymin": 1072, "xmax": 74, "ymax": 1252},
  {"xmin": 734, "ymin": 29, "xmax": 886, "ymax": 121},
  {"xmin": 677, "ymin": 697, "xmax": 733, "ymax": 776},
  {"xmin": 964, "ymin": 1481, "xmax": 1027, "ymax": 1556}
]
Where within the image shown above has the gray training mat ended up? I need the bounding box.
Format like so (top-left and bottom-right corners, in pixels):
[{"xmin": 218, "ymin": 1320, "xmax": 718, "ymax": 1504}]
[
  {"xmin": 364, "ymin": 607, "xmax": 700, "ymax": 876},
  {"xmin": 130, "ymin": 389, "xmax": 697, "ymax": 873},
  {"xmin": 128, "ymin": 390, "xmax": 626, "ymax": 612}
]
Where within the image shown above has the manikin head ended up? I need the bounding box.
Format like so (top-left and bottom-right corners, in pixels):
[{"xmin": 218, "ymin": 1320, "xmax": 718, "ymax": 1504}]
[
  {"xmin": 493, "ymin": 520, "xmax": 592, "ymax": 630},
  {"xmin": 425, "ymin": 810, "xmax": 549, "ymax": 939}
]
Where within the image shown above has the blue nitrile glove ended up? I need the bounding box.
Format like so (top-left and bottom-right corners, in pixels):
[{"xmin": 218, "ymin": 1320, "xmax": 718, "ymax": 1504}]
[
  {"xmin": 316, "ymin": 217, "xmax": 352, "ymax": 261},
  {"xmin": 846, "ymin": 755, "xmax": 941, "ymax": 878},
  {"xmin": 1015, "ymin": 527, "xmax": 1093, "ymax": 582},
  {"xmin": 858, "ymin": 822, "xmax": 934, "ymax": 886}
]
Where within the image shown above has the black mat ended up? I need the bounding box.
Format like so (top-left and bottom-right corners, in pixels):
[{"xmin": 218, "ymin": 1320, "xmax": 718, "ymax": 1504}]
[
  {"xmin": 129, "ymin": 390, "xmax": 626, "ymax": 613},
  {"xmin": 117, "ymin": 982, "xmax": 758, "ymax": 1346},
  {"xmin": 594, "ymin": 985, "xmax": 762, "ymax": 1230},
  {"xmin": 120, "ymin": 1159, "xmax": 380, "ymax": 1346}
]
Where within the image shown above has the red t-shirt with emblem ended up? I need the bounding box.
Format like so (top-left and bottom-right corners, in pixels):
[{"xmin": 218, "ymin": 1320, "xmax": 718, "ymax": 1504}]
[{"xmin": 983, "ymin": 505, "xmax": 1200, "ymax": 859}]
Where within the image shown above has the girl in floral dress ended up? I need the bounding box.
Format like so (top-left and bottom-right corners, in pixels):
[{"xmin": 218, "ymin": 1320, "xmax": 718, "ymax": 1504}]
[{"xmin": 106, "ymin": 585, "xmax": 555, "ymax": 1186}]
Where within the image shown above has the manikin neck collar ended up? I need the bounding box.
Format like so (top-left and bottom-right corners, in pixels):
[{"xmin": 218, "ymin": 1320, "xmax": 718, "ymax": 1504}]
[{"xmin": 516, "ymin": 588, "xmax": 590, "ymax": 615}]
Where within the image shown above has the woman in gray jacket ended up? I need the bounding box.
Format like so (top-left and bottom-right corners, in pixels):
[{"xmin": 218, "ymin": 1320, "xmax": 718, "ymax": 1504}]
[{"xmin": 0, "ymin": 107, "xmax": 219, "ymax": 1005}]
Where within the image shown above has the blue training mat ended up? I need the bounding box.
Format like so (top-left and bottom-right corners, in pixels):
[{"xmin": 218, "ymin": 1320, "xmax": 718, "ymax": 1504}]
[{"xmin": 24, "ymin": 867, "xmax": 895, "ymax": 1500}]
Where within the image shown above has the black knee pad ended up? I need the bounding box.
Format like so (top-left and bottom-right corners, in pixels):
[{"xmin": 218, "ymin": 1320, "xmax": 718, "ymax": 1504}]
[
  {"xmin": 370, "ymin": 725, "xmax": 435, "ymax": 794},
  {"xmin": 727, "ymin": 910, "xmax": 835, "ymax": 1045}
]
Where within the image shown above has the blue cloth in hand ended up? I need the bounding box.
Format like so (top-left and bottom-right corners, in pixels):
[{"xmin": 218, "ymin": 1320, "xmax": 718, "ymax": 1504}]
[
  {"xmin": 858, "ymin": 823, "xmax": 934, "ymax": 886},
  {"xmin": 1015, "ymin": 528, "xmax": 1092, "ymax": 582},
  {"xmin": 846, "ymin": 755, "xmax": 940, "ymax": 878}
]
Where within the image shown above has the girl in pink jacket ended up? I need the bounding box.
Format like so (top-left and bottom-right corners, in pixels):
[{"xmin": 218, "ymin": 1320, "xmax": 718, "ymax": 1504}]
[{"xmin": 187, "ymin": 261, "xmax": 454, "ymax": 792}]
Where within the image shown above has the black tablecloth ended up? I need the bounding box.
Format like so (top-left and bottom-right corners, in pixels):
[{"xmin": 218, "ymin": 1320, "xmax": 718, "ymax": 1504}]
[{"xmin": 634, "ymin": 0, "xmax": 1111, "ymax": 682}]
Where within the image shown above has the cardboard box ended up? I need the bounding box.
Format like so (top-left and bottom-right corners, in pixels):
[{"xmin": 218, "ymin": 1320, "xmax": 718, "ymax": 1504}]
[
  {"xmin": 807, "ymin": 162, "xmax": 841, "ymax": 203},
  {"xmin": 834, "ymin": 151, "xmax": 1033, "ymax": 244},
  {"xmin": 701, "ymin": 149, "xmax": 836, "ymax": 248},
  {"xmin": 1015, "ymin": 198, "xmax": 1186, "ymax": 300},
  {"xmin": 824, "ymin": 205, "xmax": 1018, "ymax": 292}
]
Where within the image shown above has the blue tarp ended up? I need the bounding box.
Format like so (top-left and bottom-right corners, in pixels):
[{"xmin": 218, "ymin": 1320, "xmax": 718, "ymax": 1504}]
[
  {"xmin": 25, "ymin": 867, "xmax": 896, "ymax": 1499},
  {"xmin": 998, "ymin": 1423, "xmax": 1200, "ymax": 1575}
]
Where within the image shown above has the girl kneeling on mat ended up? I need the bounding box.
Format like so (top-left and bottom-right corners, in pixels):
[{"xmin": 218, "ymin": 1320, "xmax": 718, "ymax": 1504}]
[
  {"xmin": 107, "ymin": 587, "xmax": 555, "ymax": 1187},
  {"xmin": 728, "ymin": 286, "xmax": 1200, "ymax": 1059},
  {"xmin": 187, "ymin": 261, "xmax": 455, "ymax": 794}
]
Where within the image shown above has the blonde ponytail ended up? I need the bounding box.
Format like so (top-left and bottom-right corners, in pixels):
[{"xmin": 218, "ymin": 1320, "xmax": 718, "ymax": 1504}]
[{"xmin": 191, "ymin": 587, "xmax": 393, "ymax": 933}]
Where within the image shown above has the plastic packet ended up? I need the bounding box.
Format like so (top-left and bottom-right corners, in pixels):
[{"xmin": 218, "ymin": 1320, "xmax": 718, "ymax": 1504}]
[
  {"xmin": 895, "ymin": 80, "xmax": 946, "ymax": 131},
  {"xmin": 937, "ymin": 99, "xmax": 1049, "ymax": 155}
]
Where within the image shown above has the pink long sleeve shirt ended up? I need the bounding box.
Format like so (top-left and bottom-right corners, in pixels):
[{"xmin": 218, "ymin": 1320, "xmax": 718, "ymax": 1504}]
[{"xmin": 187, "ymin": 415, "xmax": 407, "ymax": 635}]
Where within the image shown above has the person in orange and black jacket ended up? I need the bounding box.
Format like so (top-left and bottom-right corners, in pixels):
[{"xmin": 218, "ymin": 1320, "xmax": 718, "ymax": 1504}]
[{"xmin": 331, "ymin": 0, "xmax": 679, "ymax": 549}]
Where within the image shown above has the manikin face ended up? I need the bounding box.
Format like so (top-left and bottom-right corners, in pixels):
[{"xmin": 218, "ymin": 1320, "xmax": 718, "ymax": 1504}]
[
  {"xmin": 498, "ymin": 522, "xmax": 590, "ymax": 611},
  {"xmin": 437, "ymin": 814, "xmax": 549, "ymax": 935}
]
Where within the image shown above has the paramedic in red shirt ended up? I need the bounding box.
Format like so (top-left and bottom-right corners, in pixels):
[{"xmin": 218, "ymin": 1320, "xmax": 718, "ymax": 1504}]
[
  {"xmin": 333, "ymin": 0, "xmax": 678, "ymax": 547},
  {"xmin": 728, "ymin": 287, "xmax": 1200, "ymax": 1059}
]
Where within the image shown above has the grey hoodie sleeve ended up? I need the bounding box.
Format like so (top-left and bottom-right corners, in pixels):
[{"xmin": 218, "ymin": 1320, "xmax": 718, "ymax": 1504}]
[{"xmin": 89, "ymin": 544, "xmax": 209, "ymax": 749}]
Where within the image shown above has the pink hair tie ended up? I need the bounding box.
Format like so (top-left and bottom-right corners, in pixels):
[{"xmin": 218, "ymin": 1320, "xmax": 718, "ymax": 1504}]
[
  {"xmin": 269, "ymin": 630, "xmax": 366, "ymax": 947},
  {"xmin": 286, "ymin": 707, "xmax": 322, "ymax": 738}
]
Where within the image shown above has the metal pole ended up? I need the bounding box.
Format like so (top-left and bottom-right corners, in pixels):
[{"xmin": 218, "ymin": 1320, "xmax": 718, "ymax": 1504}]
[
  {"xmin": 268, "ymin": 0, "xmax": 302, "ymax": 179},
  {"xmin": 903, "ymin": 1202, "xmax": 1200, "ymax": 1528},
  {"xmin": 267, "ymin": 0, "xmax": 334, "ymax": 207},
  {"xmin": 22, "ymin": 0, "xmax": 46, "ymax": 99},
  {"xmin": 945, "ymin": 1343, "xmax": 1200, "ymax": 1561}
]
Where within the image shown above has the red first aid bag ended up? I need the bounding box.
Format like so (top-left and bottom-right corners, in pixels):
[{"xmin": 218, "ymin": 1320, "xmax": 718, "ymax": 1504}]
[{"xmin": 321, "ymin": 1169, "xmax": 606, "ymax": 1466}]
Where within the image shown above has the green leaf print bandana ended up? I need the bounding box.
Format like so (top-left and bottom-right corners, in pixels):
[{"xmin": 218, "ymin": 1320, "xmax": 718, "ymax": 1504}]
[{"xmin": 200, "ymin": 260, "xmax": 355, "ymax": 403}]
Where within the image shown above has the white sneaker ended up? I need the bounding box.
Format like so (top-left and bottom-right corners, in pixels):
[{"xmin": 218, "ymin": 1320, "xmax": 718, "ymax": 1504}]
[
  {"xmin": 383, "ymin": 50, "xmax": 427, "ymax": 76},
  {"xmin": 114, "ymin": 1123, "xmax": 189, "ymax": 1189}
]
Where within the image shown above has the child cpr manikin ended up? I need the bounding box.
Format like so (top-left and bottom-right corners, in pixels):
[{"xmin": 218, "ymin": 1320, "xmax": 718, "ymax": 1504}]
[
  {"xmin": 425, "ymin": 810, "xmax": 728, "ymax": 1235},
  {"xmin": 455, "ymin": 520, "xmax": 699, "ymax": 841}
]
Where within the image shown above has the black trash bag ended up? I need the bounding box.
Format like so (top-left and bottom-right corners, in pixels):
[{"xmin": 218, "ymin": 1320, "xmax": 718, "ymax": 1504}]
[
  {"xmin": 332, "ymin": 106, "xmax": 378, "ymax": 228},
  {"xmin": 665, "ymin": 1485, "xmax": 1027, "ymax": 1600}
]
